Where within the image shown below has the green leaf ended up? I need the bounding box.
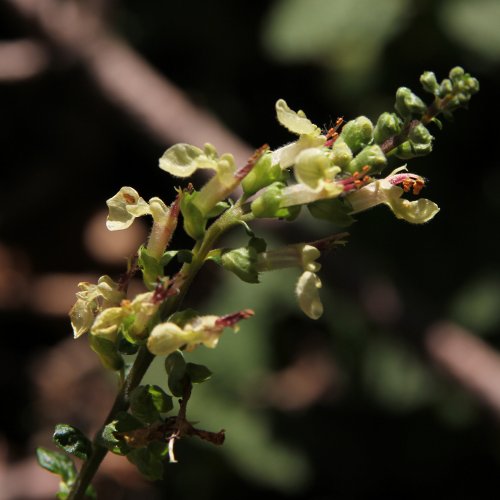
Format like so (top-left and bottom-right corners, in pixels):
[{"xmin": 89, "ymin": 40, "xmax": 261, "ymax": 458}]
[
  {"xmin": 138, "ymin": 246, "xmax": 164, "ymax": 289},
  {"xmin": 117, "ymin": 334, "xmax": 139, "ymax": 355},
  {"xmin": 186, "ymin": 362, "xmax": 213, "ymax": 383},
  {"xmin": 308, "ymin": 198, "xmax": 356, "ymax": 227},
  {"xmin": 53, "ymin": 424, "xmax": 92, "ymax": 461},
  {"xmin": 180, "ymin": 191, "xmax": 207, "ymax": 240},
  {"xmin": 165, "ymin": 350, "xmax": 188, "ymax": 397},
  {"xmin": 127, "ymin": 442, "xmax": 168, "ymax": 481},
  {"xmin": 36, "ymin": 447, "xmax": 77, "ymax": 483},
  {"xmin": 98, "ymin": 412, "xmax": 143, "ymax": 455},
  {"xmin": 89, "ymin": 335, "xmax": 124, "ymax": 371},
  {"xmin": 220, "ymin": 246, "xmax": 259, "ymax": 284},
  {"xmin": 130, "ymin": 385, "xmax": 173, "ymax": 425}
]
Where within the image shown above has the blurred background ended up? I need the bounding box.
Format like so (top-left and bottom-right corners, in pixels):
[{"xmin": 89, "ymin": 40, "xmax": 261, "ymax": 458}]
[{"xmin": 1, "ymin": 0, "xmax": 500, "ymax": 498}]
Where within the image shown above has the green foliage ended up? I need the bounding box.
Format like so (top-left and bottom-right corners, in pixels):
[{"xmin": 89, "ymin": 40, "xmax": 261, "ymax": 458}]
[
  {"xmin": 126, "ymin": 441, "xmax": 168, "ymax": 481},
  {"xmin": 53, "ymin": 424, "xmax": 93, "ymax": 461},
  {"xmin": 130, "ymin": 385, "xmax": 173, "ymax": 424}
]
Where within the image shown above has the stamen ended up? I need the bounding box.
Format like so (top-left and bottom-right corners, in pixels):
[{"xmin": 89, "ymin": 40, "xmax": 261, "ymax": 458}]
[
  {"xmin": 324, "ymin": 117, "xmax": 344, "ymax": 147},
  {"xmin": 338, "ymin": 165, "xmax": 372, "ymax": 192},
  {"xmin": 388, "ymin": 172, "xmax": 426, "ymax": 194}
]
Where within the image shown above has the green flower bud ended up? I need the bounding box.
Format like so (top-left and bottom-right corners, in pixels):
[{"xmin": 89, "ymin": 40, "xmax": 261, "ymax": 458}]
[
  {"xmin": 348, "ymin": 145, "xmax": 386, "ymax": 175},
  {"xmin": 330, "ymin": 137, "xmax": 353, "ymax": 170},
  {"xmin": 250, "ymin": 182, "xmax": 285, "ymax": 218},
  {"xmin": 449, "ymin": 66, "xmax": 465, "ymax": 83},
  {"xmin": 395, "ymin": 87, "xmax": 427, "ymax": 118},
  {"xmin": 340, "ymin": 116, "xmax": 374, "ymax": 154},
  {"xmin": 241, "ymin": 152, "xmax": 283, "ymax": 196},
  {"xmin": 393, "ymin": 140, "xmax": 432, "ymax": 159},
  {"xmin": 420, "ymin": 71, "xmax": 440, "ymax": 95},
  {"xmin": 374, "ymin": 112, "xmax": 403, "ymax": 145},
  {"xmin": 409, "ymin": 123, "xmax": 433, "ymax": 145},
  {"xmin": 439, "ymin": 79, "xmax": 453, "ymax": 96}
]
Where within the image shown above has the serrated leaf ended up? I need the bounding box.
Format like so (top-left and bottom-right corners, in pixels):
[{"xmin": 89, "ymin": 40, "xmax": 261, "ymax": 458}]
[
  {"xmin": 126, "ymin": 442, "xmax": 168, "ymax": 481},
  {"xmin": 130, "ymin": 385, "xmax": 174, "ymax": 425},
  {"xmin": 36, "ymin": 447, "xmax": 77, "ymax": 483},
  {"xmin": 98, "ymin": 412, "xmax": 143, "ymax": 455},
  {"xmin": 186, "ymin": 362, "xmax": 213, "ymax": 383},
  {"xmin": 53, "ymin": 424, "xmax": 92, "ymax": 461}
]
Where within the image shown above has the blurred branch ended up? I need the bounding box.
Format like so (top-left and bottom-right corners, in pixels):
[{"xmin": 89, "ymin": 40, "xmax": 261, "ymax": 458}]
[
  {"xmin": 426, "ymin": 321, "xmax": 500, "ymax": 417},
  {"xmin": 0, "ymin": 39, "xmax": 49, "ymax": 80},
  {"xmin": 4, "ymin": 0, "xmax": 252, "ymax": 164}
]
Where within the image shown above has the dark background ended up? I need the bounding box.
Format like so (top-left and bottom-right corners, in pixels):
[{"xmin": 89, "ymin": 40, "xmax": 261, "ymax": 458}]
[{"xmin": 1, "ymin": 0, "xmax": 500, "ymax": 498}]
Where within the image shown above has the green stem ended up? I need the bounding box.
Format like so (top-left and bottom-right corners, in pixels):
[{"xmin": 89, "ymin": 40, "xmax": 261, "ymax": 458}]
[
  {"xmin": 67, "ymin": 202, "xmax": 253, "ymax": 499},
  {"xmin": 67, "ymin": 347, "xmax": 154, "ymax": 500}
]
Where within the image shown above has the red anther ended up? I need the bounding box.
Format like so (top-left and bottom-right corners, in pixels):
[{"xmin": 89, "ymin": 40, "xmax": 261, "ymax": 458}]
[
  {"xmin": 388, "ymin": 172, "xmax": 426, "ymax": 195},
  {"xmin": 413, "ymin": 179, "xmax": 425, "ymax": 195},
  {"xmin": 215, "ymin": 309, "xmax": 254, "ymax": 328},
  {"xmin": 324, "ymin": 117, "xmax": 344, "ymax": 147}
]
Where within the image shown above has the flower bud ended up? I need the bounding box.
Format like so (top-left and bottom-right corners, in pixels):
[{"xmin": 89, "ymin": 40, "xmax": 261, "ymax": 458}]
[
  {"xmin": 449, "ymin": 66, "xmax": 465, "ymax": 82},
  {"xmin": 348, "ymin": 145, "xmax": 386, "ymax": 175},
  {"xmin": 420, "ymin": 71, "xmax": 440, "ymax": 95},
  {"xmin": 241, "ymin": 152, "xmax": 283, "ymax": 196},
  {"xmin": 374, "ymin": 112, "xmax": 403, "ymax": 144},
  {"xmin": 395, "ymin": 87, "xmax": 427, "ymax": 118},
  {"xmin": 409, "ymin": 123, "xmax": 433, "ymax": 145},
  {"xmin": 340, "ymin": 116, "xmax": 374, "ymax": 154},
  {"xmin": 330, "ymin": 137, "xmax": 353, "ymax": 170},
  {"xmin": 250, "ymin": 182, "xmax": 285, "ymax": 218},
  {"xmin": 439, "ymin": 78, "xmax": 453, "ymax": 96}
]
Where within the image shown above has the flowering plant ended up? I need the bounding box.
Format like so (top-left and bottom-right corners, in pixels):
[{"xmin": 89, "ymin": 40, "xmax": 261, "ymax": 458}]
[{"xmin": 36, "ymin": 67, "xmax": 478, "ymax": 499}]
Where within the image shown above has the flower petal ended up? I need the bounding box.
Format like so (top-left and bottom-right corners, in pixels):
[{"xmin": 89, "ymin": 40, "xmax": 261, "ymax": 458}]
[
  {"xmin": 296, "ymin": 271, "xmax": 323, "ymax": 319},
  {"xmin": 106, "ymin": 187, "xmax": 151, "ymax": 231},
  {"xmin": 276, "ymin": 99, "xmax": 321, "ymax": 136},
  {"xmin": 387, "ymin": 197, "xmax": 440, "ymax": 224},
  {"xmin": 159, "ymin": 143, "xmax": 218, "ymax": 178}
]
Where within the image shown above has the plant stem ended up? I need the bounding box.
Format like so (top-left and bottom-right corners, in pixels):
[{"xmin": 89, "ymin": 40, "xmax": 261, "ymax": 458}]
[
  {"xmin": 67, "ymin": 347, "xmax": 154, "ymax": 500},
  {"xmin": 68, "ymin": 201, "xmax": 253, "ymax": 499}
]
